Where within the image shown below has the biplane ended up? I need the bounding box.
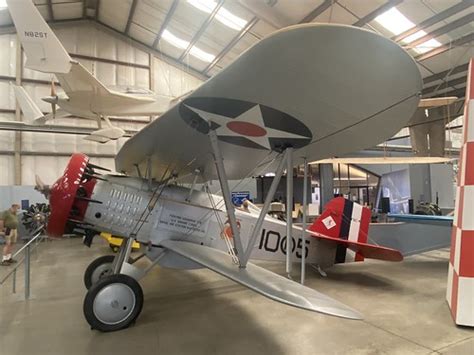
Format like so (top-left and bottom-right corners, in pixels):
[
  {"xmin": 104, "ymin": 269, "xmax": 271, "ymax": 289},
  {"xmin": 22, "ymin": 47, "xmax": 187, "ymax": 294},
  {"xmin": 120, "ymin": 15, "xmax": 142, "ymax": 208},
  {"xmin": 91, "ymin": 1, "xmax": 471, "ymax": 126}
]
[{"xmin": 8, "ymin": 0, "xmax": 425, "ymax": 333}]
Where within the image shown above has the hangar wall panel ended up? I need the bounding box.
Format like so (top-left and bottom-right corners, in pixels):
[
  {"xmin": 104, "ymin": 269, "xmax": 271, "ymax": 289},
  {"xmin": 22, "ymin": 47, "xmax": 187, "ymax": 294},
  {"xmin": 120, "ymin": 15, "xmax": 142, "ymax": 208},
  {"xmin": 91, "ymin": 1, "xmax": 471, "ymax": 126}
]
[
  {"xmin": 0, "ymin": 34, "xmax": 16, "ymax": 77},
  {"xmin": 0, "ymin": 113, "xmax": 16, "ymax": 152}
]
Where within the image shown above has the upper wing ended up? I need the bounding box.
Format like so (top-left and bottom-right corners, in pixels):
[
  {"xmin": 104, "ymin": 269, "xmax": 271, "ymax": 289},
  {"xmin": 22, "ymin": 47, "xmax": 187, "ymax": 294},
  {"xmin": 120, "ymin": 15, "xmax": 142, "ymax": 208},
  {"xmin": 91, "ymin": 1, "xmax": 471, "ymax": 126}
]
[
  {"xmin": 161, "ymin": 239, "xmax": 362, "ymax": 320},
  {"xmin": 116, "ymin": 24, "xmax": 422, "ymax": 181}
]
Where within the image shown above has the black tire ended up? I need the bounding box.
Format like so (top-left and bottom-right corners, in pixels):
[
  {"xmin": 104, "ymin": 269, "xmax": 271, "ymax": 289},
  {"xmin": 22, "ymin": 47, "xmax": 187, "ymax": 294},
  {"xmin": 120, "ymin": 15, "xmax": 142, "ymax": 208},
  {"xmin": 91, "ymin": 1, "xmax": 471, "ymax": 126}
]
[
  {"xmin": 83, "ymin": 255, "xmax": 115, "ymax": 290},
  {"xmin": 83, "ymin": 274, "xmax": 143, "ymax": 332}
]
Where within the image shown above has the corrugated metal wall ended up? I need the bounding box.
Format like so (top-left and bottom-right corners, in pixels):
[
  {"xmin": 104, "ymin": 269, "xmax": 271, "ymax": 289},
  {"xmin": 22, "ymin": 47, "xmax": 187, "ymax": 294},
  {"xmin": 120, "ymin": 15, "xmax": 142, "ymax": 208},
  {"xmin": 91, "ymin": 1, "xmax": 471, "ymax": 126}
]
[{"xmin": 0, "ymin": 23, "xmax": 203, "ymax": 186}]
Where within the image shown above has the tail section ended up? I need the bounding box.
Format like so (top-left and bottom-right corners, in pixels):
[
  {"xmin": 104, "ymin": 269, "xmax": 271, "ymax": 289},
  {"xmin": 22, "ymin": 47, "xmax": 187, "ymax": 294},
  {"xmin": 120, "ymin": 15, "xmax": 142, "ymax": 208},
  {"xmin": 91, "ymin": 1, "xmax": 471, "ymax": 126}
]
[
  {"xmin": 7, "ymin": 0, "xmax": 72, "ymax": 73},
  {"xmin": 7, "ymin": 0, "xmax": 111, "ymax": 97},
  {"xmin": 309, "ymin": 197, "xmax": 401, "ymax": 263},
  {"xmin": 12, "ymin": 85, "xmax": 44, "ymax": 123}
]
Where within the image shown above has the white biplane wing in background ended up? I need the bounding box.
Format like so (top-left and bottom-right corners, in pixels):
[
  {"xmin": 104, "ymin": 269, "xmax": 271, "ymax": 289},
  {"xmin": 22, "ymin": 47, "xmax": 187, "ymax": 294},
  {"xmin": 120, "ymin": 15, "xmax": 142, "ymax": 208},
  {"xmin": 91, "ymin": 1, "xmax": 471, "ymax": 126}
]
[
  {"xmin": 12, "ymin": 85, "xmax": 125, "ymax": 143},
  {"xmin": 116, "ymin": 24, "xmax": 422, "ymax": 181}
]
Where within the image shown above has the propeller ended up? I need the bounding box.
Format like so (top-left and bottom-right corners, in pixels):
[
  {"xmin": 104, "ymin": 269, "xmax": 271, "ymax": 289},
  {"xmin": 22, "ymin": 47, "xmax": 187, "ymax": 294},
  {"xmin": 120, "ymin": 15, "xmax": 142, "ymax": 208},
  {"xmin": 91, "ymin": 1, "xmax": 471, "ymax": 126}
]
[{"xmin": 34, "ymin": 174, "xmax": 51, "ymax": 198}]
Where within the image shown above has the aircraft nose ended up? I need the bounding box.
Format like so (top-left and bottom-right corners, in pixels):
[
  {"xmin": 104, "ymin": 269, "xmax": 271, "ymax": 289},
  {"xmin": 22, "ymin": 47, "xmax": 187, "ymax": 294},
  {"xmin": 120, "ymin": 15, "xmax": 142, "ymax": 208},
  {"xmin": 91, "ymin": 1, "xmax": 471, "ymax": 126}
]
[{"xmin": 46, "ymin": 153, "xmax": 100, "ymax": 238}]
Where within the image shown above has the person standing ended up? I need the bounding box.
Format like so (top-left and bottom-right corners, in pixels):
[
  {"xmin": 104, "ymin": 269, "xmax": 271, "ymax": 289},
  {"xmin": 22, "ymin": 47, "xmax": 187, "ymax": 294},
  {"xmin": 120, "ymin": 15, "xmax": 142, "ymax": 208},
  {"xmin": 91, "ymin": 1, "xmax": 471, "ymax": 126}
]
[{"xmin": 0, "ymin": 204, "xmax": 20, "ymax": 266}]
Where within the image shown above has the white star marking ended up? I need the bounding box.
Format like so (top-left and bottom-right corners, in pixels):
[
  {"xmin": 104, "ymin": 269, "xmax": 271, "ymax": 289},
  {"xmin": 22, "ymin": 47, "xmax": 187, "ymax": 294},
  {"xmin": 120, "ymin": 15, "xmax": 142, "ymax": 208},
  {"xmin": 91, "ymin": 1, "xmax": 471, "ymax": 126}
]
[{"xmin": 185, "ymin": 104, "xmax": 310, "ymax": 150}]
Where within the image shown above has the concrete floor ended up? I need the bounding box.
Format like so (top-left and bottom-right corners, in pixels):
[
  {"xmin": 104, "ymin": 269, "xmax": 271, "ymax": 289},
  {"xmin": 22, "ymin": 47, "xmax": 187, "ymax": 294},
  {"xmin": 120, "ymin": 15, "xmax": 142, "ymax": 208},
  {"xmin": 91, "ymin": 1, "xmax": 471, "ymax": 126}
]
[{"xmin": 0, "ymin": 238, "xmax": 473, "ymax": 355}]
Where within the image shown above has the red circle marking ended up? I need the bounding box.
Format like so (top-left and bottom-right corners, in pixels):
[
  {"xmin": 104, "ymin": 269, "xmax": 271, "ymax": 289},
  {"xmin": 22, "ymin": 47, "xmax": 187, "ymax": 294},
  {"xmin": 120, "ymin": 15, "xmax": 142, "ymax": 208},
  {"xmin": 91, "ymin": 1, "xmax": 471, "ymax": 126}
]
[{"xmin": 227, "ymin": 121, "xmax": 267, "ymax": 137}]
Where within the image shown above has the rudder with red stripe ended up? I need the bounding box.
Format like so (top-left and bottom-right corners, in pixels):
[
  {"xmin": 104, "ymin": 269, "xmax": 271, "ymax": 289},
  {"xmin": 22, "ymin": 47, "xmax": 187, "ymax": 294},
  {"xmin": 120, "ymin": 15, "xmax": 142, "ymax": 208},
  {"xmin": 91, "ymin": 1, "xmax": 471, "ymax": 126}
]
[{"xmin": 309, "ymin": 197, "xmax": 371, "ymax": 263}]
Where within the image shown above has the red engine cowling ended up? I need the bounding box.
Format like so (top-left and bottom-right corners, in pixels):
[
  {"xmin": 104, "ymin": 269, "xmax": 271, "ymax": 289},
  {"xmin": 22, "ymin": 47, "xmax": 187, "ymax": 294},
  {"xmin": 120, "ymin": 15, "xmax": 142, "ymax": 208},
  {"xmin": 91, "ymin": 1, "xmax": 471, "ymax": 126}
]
[{"xmin": 47, "ymin": 153, "xmax": 98, "ymax": 237}]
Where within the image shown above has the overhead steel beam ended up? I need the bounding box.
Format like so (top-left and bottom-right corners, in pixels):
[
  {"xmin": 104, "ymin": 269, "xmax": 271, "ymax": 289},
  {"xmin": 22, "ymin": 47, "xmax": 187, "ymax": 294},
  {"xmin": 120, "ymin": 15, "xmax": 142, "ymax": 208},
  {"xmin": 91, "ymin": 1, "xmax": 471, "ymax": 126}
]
[
  {"xmin": 393, "ymin": 1, "xmax": 473, "ymax": 43},
  {"xmin": 152, "ymin": 0, "xmax": 179, "ymax": 48},
  {"xmin": 423, "ymin": 62, "xmax": 469, "ymax": 85},
  {"xmin": 416, "ymin": 33, "xmax": 474, "ymax": 62},
  {"xmin": 203, "ymin": 16, "xmax": 258, "ymax": 75},
  {"xmin": 95, "ymin": 0, "xmax": 100, "ymax": 20},
  {"xmin": 352, "ymin": 0, "xmax": 404, "ymax": 27},
  {"xmin": 124, "ymin": 0, "xmax": 138, "ymax": 35},
  {"xmin": 298, "ymin": 0, "xmax": 333, "ymax": 24},
  {"xmin": 82, "ymin": 0, "xmax": 87, "ymax": 18},
  {"xmin": 440, "ymin": 87, "xmax": 467, "ymax": 100},
  {"xmin": 47, "ymin": 0, "xmax": 54, "ymax": 21},
  {"xmin": 178, "ymin": 0, "xmax": 224, "ymax": 62},
  {"xmin": 95, "ymin": 20, "xmax": 208, "ymax": 81},
  {"xmin": 423, "ymin": 76, "xmax": 467, "ymax": 96},
  {"xmin": 407, "ymin": 13, "xmax": 474, "ymax": 48}
]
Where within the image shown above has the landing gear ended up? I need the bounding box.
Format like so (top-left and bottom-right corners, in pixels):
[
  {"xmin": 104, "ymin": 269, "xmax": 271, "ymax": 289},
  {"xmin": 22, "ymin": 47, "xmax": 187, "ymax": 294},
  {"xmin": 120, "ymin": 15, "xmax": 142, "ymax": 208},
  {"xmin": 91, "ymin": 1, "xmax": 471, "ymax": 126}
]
[
  {"xmin": 83, "ymin": 274, "xmax": 143, "ymax": 332},
  {"xmin": 83, "ymin": 237, "xmax": 145, "ymax": 331},
  {"xmin": 84, "ymin": 255, "xmax": 115, "ymax": 290}
]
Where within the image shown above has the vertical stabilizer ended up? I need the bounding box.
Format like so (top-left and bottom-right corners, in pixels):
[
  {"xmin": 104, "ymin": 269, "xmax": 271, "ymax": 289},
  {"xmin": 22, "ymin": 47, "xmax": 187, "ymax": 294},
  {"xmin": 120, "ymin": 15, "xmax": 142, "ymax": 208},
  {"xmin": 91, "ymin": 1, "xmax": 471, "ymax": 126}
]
[
  {"xmin": 7, "ymin": 0, "xmax": 72, "ymax": 73},
  {"xmin": 309, "ymin": 197, "xmax": 371, "ymax": 263}
]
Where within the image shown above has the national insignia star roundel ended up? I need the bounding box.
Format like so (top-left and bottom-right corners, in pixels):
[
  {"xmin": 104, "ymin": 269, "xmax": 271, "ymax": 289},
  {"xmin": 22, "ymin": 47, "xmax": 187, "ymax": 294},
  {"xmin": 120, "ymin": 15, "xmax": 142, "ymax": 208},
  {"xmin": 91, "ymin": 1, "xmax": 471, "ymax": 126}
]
[{"xmin": 179, "ymin": 97, "xmax": 313, "ymax": 151}]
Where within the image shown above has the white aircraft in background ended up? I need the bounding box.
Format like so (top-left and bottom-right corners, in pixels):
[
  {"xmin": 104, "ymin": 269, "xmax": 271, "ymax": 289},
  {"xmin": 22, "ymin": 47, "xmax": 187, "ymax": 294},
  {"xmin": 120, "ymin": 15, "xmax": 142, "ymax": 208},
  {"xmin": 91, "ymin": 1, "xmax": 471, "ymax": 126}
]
[
  {"xmin": 7, "ymin": 0, "xmax": 172, "ymax": 143},
  {"xmin": 26, "ymin": 11, "xmax": 428, "ymax": 333}
]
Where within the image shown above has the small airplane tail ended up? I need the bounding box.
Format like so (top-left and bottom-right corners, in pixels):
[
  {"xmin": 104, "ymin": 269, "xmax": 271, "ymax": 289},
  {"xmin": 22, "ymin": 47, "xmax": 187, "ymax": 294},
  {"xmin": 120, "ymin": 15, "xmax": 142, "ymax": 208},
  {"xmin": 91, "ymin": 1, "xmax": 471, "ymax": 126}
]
[
  {"xmin": 12, "ymin": 85, "xmax": 44, "ymax": 123},
  {"xmin": 7, "ymin": 0, "xmax": 72, "ymax": 74},
  {"xmin": 308, "ymin": 197, "xmax": 401, "ymax": 263},
  {"xmin": 7, "ymin": 0, "xmax": 115, "ymax": 97}
]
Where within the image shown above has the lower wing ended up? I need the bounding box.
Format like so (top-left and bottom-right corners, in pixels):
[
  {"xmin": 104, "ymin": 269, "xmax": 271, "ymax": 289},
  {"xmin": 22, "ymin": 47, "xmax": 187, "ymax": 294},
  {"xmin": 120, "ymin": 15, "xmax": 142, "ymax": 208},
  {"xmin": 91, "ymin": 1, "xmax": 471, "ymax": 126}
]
[{"xmin": 160, "ymin": 239, "xmax": 362, "ymax": 320}]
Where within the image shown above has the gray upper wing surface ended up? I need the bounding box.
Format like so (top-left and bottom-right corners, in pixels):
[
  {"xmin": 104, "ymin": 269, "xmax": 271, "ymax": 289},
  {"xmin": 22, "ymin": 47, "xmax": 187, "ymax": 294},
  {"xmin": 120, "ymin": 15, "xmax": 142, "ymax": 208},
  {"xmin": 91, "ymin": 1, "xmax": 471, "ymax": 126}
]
[{"xmin": 116, "ymin": 24, "xmax": 422, "ymax": 181}]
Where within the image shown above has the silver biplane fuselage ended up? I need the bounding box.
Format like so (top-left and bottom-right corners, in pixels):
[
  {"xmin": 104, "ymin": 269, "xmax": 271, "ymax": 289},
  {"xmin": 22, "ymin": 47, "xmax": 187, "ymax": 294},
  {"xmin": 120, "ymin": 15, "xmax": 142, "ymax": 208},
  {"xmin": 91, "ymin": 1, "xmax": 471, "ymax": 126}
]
[{"xmin": 86, "ymin": 176, "xmax": 334, "ymax": 271}]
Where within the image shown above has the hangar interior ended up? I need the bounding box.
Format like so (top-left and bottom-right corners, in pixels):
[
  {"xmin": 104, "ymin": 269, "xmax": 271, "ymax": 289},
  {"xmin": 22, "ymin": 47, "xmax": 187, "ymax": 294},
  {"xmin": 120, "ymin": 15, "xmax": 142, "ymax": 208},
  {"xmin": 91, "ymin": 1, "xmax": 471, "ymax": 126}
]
[{"xmin": 0, "ymin": 0, "xmax": 473, "ymax": 354}]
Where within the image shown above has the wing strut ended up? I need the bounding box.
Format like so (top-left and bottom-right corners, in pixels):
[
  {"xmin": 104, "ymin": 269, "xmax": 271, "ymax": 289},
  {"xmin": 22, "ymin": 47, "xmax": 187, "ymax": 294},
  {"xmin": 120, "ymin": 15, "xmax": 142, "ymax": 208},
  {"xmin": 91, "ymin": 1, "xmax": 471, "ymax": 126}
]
[{"xmin": 208, "ymin": 128, "xmax": 294, "ymax": 269}]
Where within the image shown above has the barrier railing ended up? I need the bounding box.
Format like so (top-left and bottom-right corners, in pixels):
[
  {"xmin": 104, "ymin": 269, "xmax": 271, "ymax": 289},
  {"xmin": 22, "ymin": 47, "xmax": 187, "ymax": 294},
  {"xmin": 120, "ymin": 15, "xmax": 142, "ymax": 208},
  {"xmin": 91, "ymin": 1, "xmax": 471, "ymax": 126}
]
[{"xmin": 0, "ymin": 228, "xmax": 45, "ymax": 299}]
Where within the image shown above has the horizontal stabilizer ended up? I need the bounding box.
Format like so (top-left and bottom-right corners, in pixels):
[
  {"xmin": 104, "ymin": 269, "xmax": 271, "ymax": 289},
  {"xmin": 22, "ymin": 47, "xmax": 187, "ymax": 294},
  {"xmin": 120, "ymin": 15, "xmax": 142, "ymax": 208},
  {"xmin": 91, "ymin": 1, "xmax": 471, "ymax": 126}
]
[
  {"xmin": 160, "ymin": 239, "xmax": 362, "ymax": 320},
  {"xmin": 13, "ymin": 85, "xmax": 43, "ymax": 122},
  {"xmin": 308, "ymin": 230, "xmax": 403, "ymax": 262}
]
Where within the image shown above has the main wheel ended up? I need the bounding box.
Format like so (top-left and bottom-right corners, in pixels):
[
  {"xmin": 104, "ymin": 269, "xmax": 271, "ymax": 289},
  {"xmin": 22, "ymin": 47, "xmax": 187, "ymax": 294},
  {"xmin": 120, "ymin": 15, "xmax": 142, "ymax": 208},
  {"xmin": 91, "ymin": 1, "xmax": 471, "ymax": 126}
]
[
  {"xmin": 84, "ymin": 255, "xmax": 115, "ymax": 290},
  {"xmin": 83, "ymin": 274, "xmax": 143, "ymax": 332}
]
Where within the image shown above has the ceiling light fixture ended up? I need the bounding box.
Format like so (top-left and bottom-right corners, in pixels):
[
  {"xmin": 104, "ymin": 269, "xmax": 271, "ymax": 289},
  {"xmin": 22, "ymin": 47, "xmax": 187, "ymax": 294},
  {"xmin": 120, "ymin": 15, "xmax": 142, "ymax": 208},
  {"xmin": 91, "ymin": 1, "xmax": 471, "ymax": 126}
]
[
  {"xmin": 374, "ymin": 7, "xmax": 441, "ymax": 54},
  {"xmin": 161, "ymin": 29, "xmax": 215, "ymax": 62},
  {"xmin": 187, "ymin": 0, "xmax": 247, "ymax": 31}
]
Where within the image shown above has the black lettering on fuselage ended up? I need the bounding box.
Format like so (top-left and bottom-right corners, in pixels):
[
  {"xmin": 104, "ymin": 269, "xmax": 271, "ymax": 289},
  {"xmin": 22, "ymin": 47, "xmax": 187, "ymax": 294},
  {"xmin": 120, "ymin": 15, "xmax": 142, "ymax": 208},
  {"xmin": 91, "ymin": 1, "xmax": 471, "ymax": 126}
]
[{"xmin": 258, "ymin": 228, "xmax": 309, "ymax": 259}]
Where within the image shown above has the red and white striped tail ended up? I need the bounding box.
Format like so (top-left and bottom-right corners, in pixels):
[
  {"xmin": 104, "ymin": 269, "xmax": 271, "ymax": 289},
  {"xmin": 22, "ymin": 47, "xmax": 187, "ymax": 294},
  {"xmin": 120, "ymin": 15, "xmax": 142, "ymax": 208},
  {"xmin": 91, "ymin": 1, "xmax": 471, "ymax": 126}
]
[
  {"xmin": 309, "ymin": 197, "xmax": 371, "ymax": 263},
  {"xmin": 446, "ymin": 58, "xmax": 474, "ymax": 327}
]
